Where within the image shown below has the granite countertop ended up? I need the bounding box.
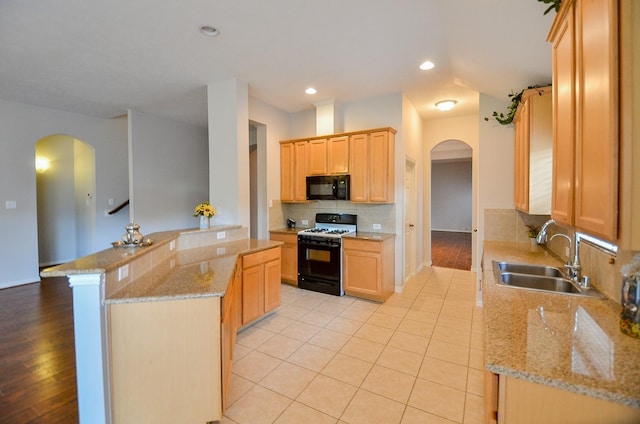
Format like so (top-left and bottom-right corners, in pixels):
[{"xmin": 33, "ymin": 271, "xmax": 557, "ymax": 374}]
[
  {"xmin": 344, "ymin": 231, "xmax": 395, "ymax": 241},
  {"xmin": 106, "ymin": 238, "xmax": 281, "ymax": 304},
  {"xmin": 269, "ymin": 227, "xmax": 311, "ymax": 234},
  {"xmin": 40, "ymin": 230, "xmax": 181, "ymax": 277},
  {"xmin": 482, "ymin": 241, "xmax": 640, "ymax": 408}
]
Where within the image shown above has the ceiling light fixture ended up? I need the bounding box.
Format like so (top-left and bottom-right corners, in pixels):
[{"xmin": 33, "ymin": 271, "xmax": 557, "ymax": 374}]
[
  {"xmin": 435, "ymin": 100, "xmax": 457, "ymax": 111},
  {"xmin": 305, "ymin": 87, "xmax": 317, "ymax": 95},
  {"xmin": 199, "ymin": 25, "xmax": 220, "ymax": 37},
  {"xmin": 419, "ymin": 61, "xmax": 435, "ymax": 71}
]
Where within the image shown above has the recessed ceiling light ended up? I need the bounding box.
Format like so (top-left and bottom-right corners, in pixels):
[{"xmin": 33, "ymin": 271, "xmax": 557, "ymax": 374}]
[
  {"xmin": 305, "ymin": 87, "xmax": 317, "ymax": 95},
  {"xmin": 435, "ymin": 100, "xmax": 457, "ymax": 111},
  {"xmin": 199, "ymin": 25, "xmax": 220, "ymax": 37},
  {"xmin": 419, "ymin": 61, "xmax": 435, "ymax": 71}
]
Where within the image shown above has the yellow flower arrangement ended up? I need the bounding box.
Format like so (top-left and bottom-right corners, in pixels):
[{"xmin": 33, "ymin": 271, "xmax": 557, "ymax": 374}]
[{"xmin": 194, "ymin": 201, "xmax": 216, "ymax": 218}]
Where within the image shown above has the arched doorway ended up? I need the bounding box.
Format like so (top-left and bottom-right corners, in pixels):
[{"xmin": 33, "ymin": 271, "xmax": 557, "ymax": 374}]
[
  {"xmin": 430, "ymin": 140, "xmax": 473, "ymax": 270},
  {"xmin": 35, "ymin": 135, "xmax": 96, "ymax": 266}
]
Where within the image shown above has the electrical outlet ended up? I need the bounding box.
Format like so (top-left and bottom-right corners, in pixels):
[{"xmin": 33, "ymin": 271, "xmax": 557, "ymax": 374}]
[
  {"xmin": 373, "ymin": 224, "xmax": 382, "ymax": 230},
  {"xmin": 108, "ymin": 198, "xmax": 114, "ymax": 206},
  {"xmin": 302, "ymin": 219, "xmax": 309, "ymax": 226},
  {"xmin": 118, "ymin": 264, "xmax": 129, "ymax": 281},
  {"xmin": 217, "ymin": 247, "xmax": 226, "ymax": 255},
  {"xmin": 5, "ymin": 200, "xmax": 16, "ymax": 209},
  {"xmin": 217, "ymin": 231, "xmax": 226, "ymax": 240},
  {"xmin": 169, "ymin": 240, "xmax": 176, "ymax": 251},
  {"xmin": 104, "ymin": 209, "xmax": 110, "ymax": 217}
]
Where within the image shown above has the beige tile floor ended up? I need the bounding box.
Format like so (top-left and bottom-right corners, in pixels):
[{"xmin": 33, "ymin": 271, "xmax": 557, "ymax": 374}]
[{"xmin": 223, "ymin": 266, "xmax": 484, "ymax": 424}]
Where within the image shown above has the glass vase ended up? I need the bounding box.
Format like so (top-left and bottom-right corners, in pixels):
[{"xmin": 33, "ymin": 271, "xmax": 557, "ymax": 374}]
[
  {"xmin": 620, "ymin": 276, "xmax": 640, "ymax": 338},
  {"xmin": 199, "ymin": 215, "xmax": 210, "ymax": 230}
]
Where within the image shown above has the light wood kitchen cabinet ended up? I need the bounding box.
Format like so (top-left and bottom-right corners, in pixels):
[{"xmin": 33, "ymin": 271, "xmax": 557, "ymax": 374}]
[
  {"xmin": 485, "ymin": 373, "xmax": 640, "ymax": 424},
  {"xmin": 349, "ymin": 129, "xmax": 395, "ymax": 203},
  {"xmin": 221, "ymin": 260, "xmax": 242, "ymax": 410},
  {"xmin": 548, "ymin": 0, "xmax": 619, "ymax": 241},
  {"xmin": 343, "ymin": 236, "xmax": 395, "ymax": 302},
  {"xmin": 280, "ymin": 141, "xmax": 308, "ymax": 202},
  {"xmin": 307, "ymin": 136, "xmax": 349, "ymax": 175},
  {"xmin": 513, "ymin": 86, "xmax": 552, "ymax": 215},
  {"xmin": 269, "ymin": 232, "xmax": 298, "ymax": 285},
  {"xmin": 109, "ymin": 297, "xmax": 222, "ymax": 424},
  {"xmin": 242, "ymin": 246, "xmax": 281, "ymax": 325},
  {"xmin": 327, "ymin": 135, "xmax": 349, "ymax": 174},
  {"xmin": 308, "ymin": 138, "xmax": 328, "ymax": 175}
]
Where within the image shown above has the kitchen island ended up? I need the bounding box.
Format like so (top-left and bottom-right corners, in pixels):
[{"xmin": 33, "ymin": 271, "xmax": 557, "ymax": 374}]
[
  {"xmin": 482, "ymin": 241, "xmax": 640, "ymax": 423},
  {"xmin": 41, "ymin": 225, "xmax": 282, "ymax": 424}
]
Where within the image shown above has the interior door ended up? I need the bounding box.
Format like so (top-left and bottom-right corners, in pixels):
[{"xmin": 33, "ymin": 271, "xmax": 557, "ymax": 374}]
[{"xmin": 404, "ymin": 158, "xmax": 416, "ymax": 279}]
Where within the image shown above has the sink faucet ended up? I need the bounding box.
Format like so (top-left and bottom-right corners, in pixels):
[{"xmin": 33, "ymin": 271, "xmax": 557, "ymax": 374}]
[
  {"xmin": 536, "ymin": 218, "xmax": 555, "ymax": 244},
  {"xmin": 536, "ymin": 219, "xmax": 584, "ymax": 285}
]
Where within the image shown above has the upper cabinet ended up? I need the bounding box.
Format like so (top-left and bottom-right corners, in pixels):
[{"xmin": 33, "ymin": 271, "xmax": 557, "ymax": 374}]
[
  {"xmin": 547, "ymin": 0, "xmax": 619, "ymax": 241},
  {"xmin": 307, "ymin": 136, "xmax": 350, "ymax": 175},
  {"xmin": 513, "ymin": 86, "xmax": 553, "ymax": 215},
  {"xmin": 280, "ymin": 140, "xmax": 308, "ymax": 202},
  {"xmin": 280, "ymin": 128, "xmax": 395, "ymax": 204},
  {"xmin": 352, "ymin": 130, "xmax": 395, "ymax": 203}
]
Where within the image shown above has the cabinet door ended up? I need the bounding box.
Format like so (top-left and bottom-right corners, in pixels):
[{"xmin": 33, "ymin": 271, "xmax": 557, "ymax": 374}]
[
  {"xmin": 328, "ymin": 136, "xmax": 349, "ymax": 174},
  {"xmin": 343, "ymin": 249, "xmax": 381, "ymax": 298},
  {"xmin": 308, "ymin": 139, "xmax": 328, "ymax": 175},
  {"xmin": 550, "ymin": 3, "xmax": 576, "ymax": 227},
  {"xmin": 264, "ymin": 258, "xmax": 282, "ymax": 313},
  {"xmin": 513, "ymin": 103, "xmax": 529, "ymax": 212},
  {"xmin": 270, "ymin": 233, "xmax": 297, "ymax": 284},
  {"xmin": 242, "ymin": 265, "xmax": 263, "ymax": 325},
  {"xmin": 280, "ymin": 142, "xmax": 295, "ymax": 201},
  {"xmin": 349, "ymin": 133, "xmax": 369, "ymax": 202},
  {"xmin": 293, "ymin": 141, "xmax": 309, "ymax": 201},
  {"xmin": 574, "ymin": 0, "xmax": 618, "ymax": 240},
  {"xmin": 369, "ymin": 131, "xmax": 393, "ymax": 202}
]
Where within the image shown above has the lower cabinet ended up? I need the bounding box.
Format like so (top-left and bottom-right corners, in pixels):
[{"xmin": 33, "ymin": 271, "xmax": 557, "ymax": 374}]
[
  {"xmin": 109, "ymin": 297, "xmax": 222, "ymax": 424},
  {"xmin": 269, "ymin": 232, "xmax": 298, "ymax": 285},
  {"xmin": 484, "ymin": 372, "xmax": 640, "ymax": 424},
  {"xmin": 343, "ymin": 236, "xmax": 394, "ymax": 302},
  {"xmin": 108, "ymin": 246, "xmax": 282, "ymax": 423},
  {"xmin": 242, "ymin": 246, "xmax": 282, "ymax": 325}
]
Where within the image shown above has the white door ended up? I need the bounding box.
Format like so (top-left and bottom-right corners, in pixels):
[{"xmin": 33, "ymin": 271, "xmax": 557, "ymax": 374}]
[{"xmin": 404, "ymin": 158, "xmax": 416, "ymax": 280}]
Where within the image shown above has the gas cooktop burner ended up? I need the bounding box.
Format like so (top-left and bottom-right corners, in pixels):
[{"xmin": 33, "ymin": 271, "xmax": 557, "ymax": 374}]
[{"xmin": 297, "ymin": 213, "xmax": 358, "ymax": 239}]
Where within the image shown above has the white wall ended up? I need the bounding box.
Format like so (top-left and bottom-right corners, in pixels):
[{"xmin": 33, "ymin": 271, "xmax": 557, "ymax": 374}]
[
  {"xmin": 431, "ymin": 160, "xmax": 473, "ymax": 232},
  {"xmin": 424, "ymin": 112, "xmax": 479, "ymax": 270},
  {"xmin": 249, "ymin": 96, "xmax": 292, "ymax": 238},
  {"xmin": 36, "ymin": 135, "xmax": 77, "ymax": 265},
  {"xmin": 477, "ymin": 93, "xmax": 516, "ymax": 264},
  {"xmin": 0, "ymin": 99, "xmax": 129, "ymax": 288},
  {"xmin": 129, "ymin": 110, "xmax": 209, "ymax": 234},
  {"xmin": 74, "ymin": 139, "xmax": 96, "ymax": 258}
]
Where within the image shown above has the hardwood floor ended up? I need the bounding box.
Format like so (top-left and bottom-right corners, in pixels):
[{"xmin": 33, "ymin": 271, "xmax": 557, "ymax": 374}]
[
  {"xmin": 0, "ymin": 277, "xmax": 78, "ymax": 423},
  {"xmin": 431, "ymin": 230, "xmax": 472, "ymax": 271}
]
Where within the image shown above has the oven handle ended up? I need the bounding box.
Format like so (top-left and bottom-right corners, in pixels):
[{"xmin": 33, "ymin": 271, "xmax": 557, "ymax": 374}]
[
  {"xmin": 332, "ymin": 177, "xmax": 338, "ymax": 198},
  {"xmin": 298, "ymin": 238, "xmax": 341, "ymax": 248}
]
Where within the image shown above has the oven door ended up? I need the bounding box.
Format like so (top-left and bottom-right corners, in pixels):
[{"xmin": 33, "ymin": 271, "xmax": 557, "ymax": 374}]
[{"xmin": 298, "ymin": 236, "xmax": 341, "ymax": 291}]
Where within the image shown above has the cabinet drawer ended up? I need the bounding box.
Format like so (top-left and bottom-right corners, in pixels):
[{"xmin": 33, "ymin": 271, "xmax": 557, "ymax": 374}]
[
  {"xmin": 243, "ymin": 247, "xmax": 280, "ymax": 268},
  {"xmin": 343, "ymin": 239, "xmax": 382, "ymax": 253},
  {"xmin": 269, "ymin": 233, "xmax": 297, "ymax": 245}
]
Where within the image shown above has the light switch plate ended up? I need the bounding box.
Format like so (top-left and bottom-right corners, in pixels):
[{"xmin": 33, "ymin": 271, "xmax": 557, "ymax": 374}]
[
  {"xmin": 217, "ymin": 231, "xmax": 226, "ymax": 239},
  {"xmin": 302, "ymin": 220, "xmax": 309, "ymax": 226},
  {"xmin": 373, "ymin": 224, "xmax": 382, "ymax": 230},
  {"xmin": 5, "ymin": 200, "xmax": 16, "ymax": 209},
  {"xmin": 118, "ymin": 264, "xmax": 129, "ymax": 281}
]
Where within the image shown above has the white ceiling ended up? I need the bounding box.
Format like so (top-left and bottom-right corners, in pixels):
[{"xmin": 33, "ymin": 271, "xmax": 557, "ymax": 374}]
[{"xmin": 0, "ymin": 0, "xmax": 555, "ymax": 128}]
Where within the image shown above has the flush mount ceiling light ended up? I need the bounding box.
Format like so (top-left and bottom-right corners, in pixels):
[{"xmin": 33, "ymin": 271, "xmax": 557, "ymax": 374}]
[
  {"xmin": 419, "ymin": 60, "xmax": 435, "ymax": 71},
  {"xmin": 435, "ymin": 100, "xmax": 457, "ymax": 111},
  {"xmin": 199, "ymin": 25, "xmax": 220, "ymax": 37},
  {"xmin": 305, "ymin": 87, "xmax": 317, "ymax": 95}
]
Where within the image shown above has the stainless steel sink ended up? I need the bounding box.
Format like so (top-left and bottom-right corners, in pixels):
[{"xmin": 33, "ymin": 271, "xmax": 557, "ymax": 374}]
[
  {"xmin": 494, "ymin": 261, "xmax": 565, "ymax": 277},
  {"xmin": 491, "ymin": 261, "xmax": 605, "ymax": 298}
]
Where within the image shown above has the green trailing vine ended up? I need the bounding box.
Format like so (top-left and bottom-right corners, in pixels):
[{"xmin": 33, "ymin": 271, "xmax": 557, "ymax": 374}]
[
  {"xmin": 538, "ymin": 0, "xmax": 562, "ymax": 15},
  {"xmin": 484, "ymin": 86, "xmax": 547, "ymax": 126}
]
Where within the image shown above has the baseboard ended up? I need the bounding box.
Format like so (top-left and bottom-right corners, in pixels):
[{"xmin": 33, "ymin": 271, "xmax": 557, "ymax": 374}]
[{"xmin": 0, "ymin": 278, "xmax": 41, "ymax": 290}]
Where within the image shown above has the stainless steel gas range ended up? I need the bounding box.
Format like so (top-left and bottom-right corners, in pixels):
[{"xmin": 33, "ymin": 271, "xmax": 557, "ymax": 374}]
[{"xmin": 297, "ymin": 213, "xmax": 357, "ymax": 296}]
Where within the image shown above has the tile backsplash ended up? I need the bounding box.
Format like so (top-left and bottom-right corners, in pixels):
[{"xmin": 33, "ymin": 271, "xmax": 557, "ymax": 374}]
[{"xmin": 270, "ymin": 200, "xmax": 396, "ymax": 233}]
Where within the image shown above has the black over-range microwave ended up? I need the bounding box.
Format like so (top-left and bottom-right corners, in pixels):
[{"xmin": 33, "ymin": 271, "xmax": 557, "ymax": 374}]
[{"xmin": 306, "ymin": 175, "xmax": 350, "ymax": 201}]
